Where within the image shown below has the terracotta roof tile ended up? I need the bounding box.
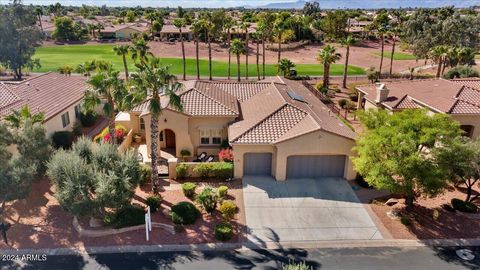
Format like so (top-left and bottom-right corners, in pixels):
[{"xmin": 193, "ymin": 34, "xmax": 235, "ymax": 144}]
[
  {"xmin": 212, "ymin": 82, "xmax": 271, "ymax": 102},
  {"xmin": 179, "ymin": 89, "xmax": 237, "ymax": 116},
  {"xmin": 0, "ymin": 84, "xmax": 22, "ymax": 110},
  {"xmin": 396, "ymin": 96, "xmax": 421, "ymax": 109},
  {"xmin": 451, "ymin": 78, "xmax": 480, "ymax": 90}
]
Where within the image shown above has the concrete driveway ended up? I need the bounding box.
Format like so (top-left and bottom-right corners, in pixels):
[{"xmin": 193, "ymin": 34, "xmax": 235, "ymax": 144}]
[{"xmin": 243, "ymin": 176, "xmax": 382, "ymax": 245}]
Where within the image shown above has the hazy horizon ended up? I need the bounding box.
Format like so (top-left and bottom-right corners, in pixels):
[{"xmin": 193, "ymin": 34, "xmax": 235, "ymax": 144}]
[{"xmin": 1, "ymin": 0, "xmax": 478, "ymax": 8}]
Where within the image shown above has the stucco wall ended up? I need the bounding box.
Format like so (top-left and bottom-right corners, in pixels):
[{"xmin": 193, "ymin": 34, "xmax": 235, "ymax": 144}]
[
  {"xmin": 43, "ymin": 101, "xmax": 81, "ymax": 137},
  {"xmin": 231, "ymin": 144, "xmax": 276, "ymax": 179},
  {"xmin": 451, "ymin": 114, "xmax": 480, "ymax": 138},
  {"xmin": 274, "ymin": 130, "xmax": 356, "ymax": 181},
  {"xmin": 188, "ymin": 116, "xmax": 235, "ymax": 156},
  {"xmin": 116, "ymin": 28, "xmax": 142, "ymax": 39}
]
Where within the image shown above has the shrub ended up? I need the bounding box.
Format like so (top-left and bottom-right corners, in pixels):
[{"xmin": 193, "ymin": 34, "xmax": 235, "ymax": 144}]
[
  {"xmin": 193, "ymin": 163, "xmax": 212, "ymax": 179},
  {"xmin": 348, "ymin": 92, "xmax": 358, "ymax": 102},
  {"xmin": 444, "ymin": 66, "xmax": 479, "ymax": 79},
  {"xmin": 180, "ymin": 149, "xmax": 191, "ymax": 161},
  {"xmin": 80, "ymin": 111, "xmax": 97, "ymax": 127},
  {"xmin": 93, "ymin": 124, "xmax": 127, "ymax": 143},
  {"xmin": 211, "ymin": 162, "xmax": 234, "ymax": 179},
  {"xmin": 338, "ymin": 99, "xmax": 348, "ymax": 108},
  {"xmin": 400, "ymin": 216, "xmax": 411, "ymax": 226},
  {"xmin": 176, "ymin": 163, "xmax": 189, "ymax": 180},
  {"xmin": 315, "ymin": 82, "xmax": 323, "ymax": 90},
  {"xmin": 196, "ymin": 187, "xmax": 218, "ymax": 213},
  {"xmin": 145, "ymin": 194, "xmax": 162, "ymax": 212},
  {"xmin": 283, "ymin": 261, "xmax": 312, "ymax": 270},
  {"xmin": 218, "ymin": 148, "xmax": 234, "ymax": 162},
  {"xmin": 138, "ymin": 164, "xmax": 152, "ymax": 186},
  {"xmin": 219, "ymin": 200, "xmax": 237, "ymax": 220},
  {"xmin": 171, "ymin": 201, "xmax": 200, "ymax": 225},
  {"xmin": 217, "ymin": 185, "xmax": 229, "ymax": 198},
  {"xmin": 181, "ymin": 182, "xmax": 197, "ymax": 198},
  {"xmin": 214, "ymin": 223, "xmax": 233, "ymax": 241},
  {"xmin": 52, "ymin": 131, "xmax": 74, "ymax": 149},
  {"xmin": 104, "ymin": 205, "xmax": 145, "ymax": 229},
  {"xmin": 451, "ymin": 198, "xmax": 478, "ymax": 213}
]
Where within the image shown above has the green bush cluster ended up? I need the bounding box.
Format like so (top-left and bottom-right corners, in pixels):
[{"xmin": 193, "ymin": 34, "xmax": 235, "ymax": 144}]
[
  {"xmin": 217, "ymin": 186, "xmax": 229, "ymax": 198},
  {"xmin": 80, "ymin": 111, "xmax": 97, "ymax": 127},
  {"xmin": 176, "ymin": 163, "xmax": 189, "ymax": 180},
  {"xmin": 52, "ymin": 131, "xmax": 74, "ymax": 149},
  {"xmin": 451, "ymin": 198, "xmax": 478, "ymax": 213},
  {"xmin": 193, "ymin": 163, "xmax": 211, "ymax": 179},
  {"xmin": 145, "ymin": 195, "xmax": 162, "ymax": 213},
  {"xmin": 104, "ymin": 205, "xmax": 145, "ymax": 229},
  {"xmin": 181, "ymin": 182, "xmax": 197, "ymax": 198},
  {"xmin": 171, "ymin": 201, "xmax": 200, "ymax": 225},
  {"xmin": 192, "ymin": 162, "xmax": 234, "ymax": 180},
  {"xmin": 214, "ymin": 223, "xmax": 234, "ymax": 242},
  {"xmin": 219, "ymin": 200, "xmax": 237, "ymax": 220},
  {"xmin": 138, "ymin": 164, "xmax": 152, "ymax": 186},
  {"xmin": 196, "ymin": 187, "xmax": 218, "ymax": 213},
  {"xmin": 282, "ymin": 261, "xmax": 312, "ymax": 270}
]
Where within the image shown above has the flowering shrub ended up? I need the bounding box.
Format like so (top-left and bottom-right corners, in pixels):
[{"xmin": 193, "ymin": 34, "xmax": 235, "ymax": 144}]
[
  {"xmin": 94, "ymin": 124, "xmax": 127, "ymax": 144},
  {"xmin": 218, "ymin": 148, "xmax": 233, "ymax": 162}
]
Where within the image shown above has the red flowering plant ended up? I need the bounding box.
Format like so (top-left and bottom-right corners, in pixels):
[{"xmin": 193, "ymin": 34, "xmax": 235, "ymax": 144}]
[
  {"xmin": 218, "ymin": 148, "xmax": 234, "ymax": 162},
  {"xmin": 94, "ymin": 124, "xmax": 127, "ymax": 144}
]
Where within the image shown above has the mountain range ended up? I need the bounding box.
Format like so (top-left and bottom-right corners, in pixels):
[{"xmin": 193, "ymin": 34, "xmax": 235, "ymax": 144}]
[{"xmin": 245, "ymin": 0, "xmax": 480, "ymax": 9}]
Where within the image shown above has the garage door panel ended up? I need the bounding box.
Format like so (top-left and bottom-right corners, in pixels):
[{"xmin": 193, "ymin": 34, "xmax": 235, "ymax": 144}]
[
  {"xmin": 244, "ymin": 153, "xmax": 272, "ymax": 176},
  {"xmin": 287, "ymin": 155, "xmax": 345, "ymax": 178}
]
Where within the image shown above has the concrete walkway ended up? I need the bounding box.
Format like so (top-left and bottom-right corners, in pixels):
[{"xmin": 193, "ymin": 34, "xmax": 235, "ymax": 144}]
[{"xmin": 243, "ymin": 176, "xmax": 382, "ymax": 246}]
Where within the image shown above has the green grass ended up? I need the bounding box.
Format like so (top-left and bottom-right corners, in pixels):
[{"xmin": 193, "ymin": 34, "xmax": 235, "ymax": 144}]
[
  {"xmin": 374, "ymin": 51, "xmax": 417, "ymax": 60},
  {"xmin": 33, "ymin": 44, "xmax": 365, "ymax": 76}
]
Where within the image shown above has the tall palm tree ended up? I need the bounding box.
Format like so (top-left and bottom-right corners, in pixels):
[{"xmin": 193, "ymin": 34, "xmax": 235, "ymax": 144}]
[
  {"xmin": 84, "ymin": 69, "xmax": 126, "ymax": 144},
  {"xmin": 251, "ymin": 32, "xmax": 262, "ymax": 80},
  {"xmin": 257, "ymin": 13, "xmax": 275, "ymax": 79},
  {"xmin": 173, "ymin": 18, "xmax": 187, "ymax": 81},
  {"xmin": 317, "ymin": 45, "xmax": 341, "ymax": 88},
  {"xmin": 113, "ymin": 44, "xmax": 131, "ymax": 80},
  {"xmin": 230, "ymin": 39, "xmax": 246, "ymax": 82},
  {"xmin": 87, "ymin": 23, "xmax": 96, "ymax": 39},
  {"xmin": 341, "ymin": 35, "xmax": 355, "ymax": 88},
  {"xmin": 378, "ymin": 26, "xmax": 387, "ymax": 75},
  {"xmin": 130, "ymin": 38, "xmax": 152, "ymax": 64},
  {"xmin": 76, "ymin": 60, "xmax": 97, "ymax": 77},
  {"xmin": 4, "ymin": 105, "xmax": 45, "ymax": 128},
  {"xmin": 35, "ymin": 7, "xmax": 43, "ymax": 31},
  {"xmin": 278, "ymin": 58, "xmax": 295, "ymax": 77},
  {"xmin": 191, "ymin": 20, "xmax": 202, "ymax": 80},
  {"xmin": 429, "ymin": 45, "xmax": 448, "ymax": 78},
  {"xmin": 129, "ymin": 57, "xmax": 183, "ymax": 192},
  {"xmin": 223, "ymin": 17, "xmax": 235, "ymax": 80},
  {"xmin": 240, "ymin": 21, "xmax": 251, "ymax": 80},
  {"xmin": 273, "ymin": 13, "xmax": 292, "ymax": 66},
  {"xmin": 201, "ymin": 20, "xmax": 214, "ymax": 81}
]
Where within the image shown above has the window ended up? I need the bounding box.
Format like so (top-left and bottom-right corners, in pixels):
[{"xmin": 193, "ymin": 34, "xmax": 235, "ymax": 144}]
[
  {"xmin": 200, "ymin": 129, "xmax": 223, "ymax": 145},
  {"xmin": 61, "ymin": 112, "xmax": 70, "ymax": 128},
  {"xmin": 74, "ymin": 104, "xmax": 81, "ymax": 119},
  {"xmin": 140, "ymin": 118, "xmax": 145, "ymax": 130},
  {"xmin": 212, "ymin": 129, "xmax": 222, "ymax": 145},
  {"xmin": 200, "ymin": 129, "xmax": 210, "ymax": 145}
]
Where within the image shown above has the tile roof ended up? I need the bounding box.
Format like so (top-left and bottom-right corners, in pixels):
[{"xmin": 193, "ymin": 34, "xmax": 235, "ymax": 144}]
[
  {"xmin": 160, "ymin": 24, "xmax": 192, "ymax": 33},
  {"xmin": 0, "ymin": 73, "xmax": 86, "ymax": 121},
  {"xmin": 356, "ymin": 78, "xmax": 480, "ymax": 114},
  {"xmin": 212, "ymin": 82, "xmax": 271, "ymax": 102},
  {"xmin": 451, "ymin": 78, "xmax": 480, "ymax": 90},
  {"xmin": 179, "ymin": 89, "xmax": 237, "ymax": 116}
]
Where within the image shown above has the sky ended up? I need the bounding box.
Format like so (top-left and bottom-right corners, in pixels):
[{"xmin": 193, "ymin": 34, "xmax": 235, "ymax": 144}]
[{"xmin": 2, "ymin": 0, "xmax": 479, "ymax": 8}]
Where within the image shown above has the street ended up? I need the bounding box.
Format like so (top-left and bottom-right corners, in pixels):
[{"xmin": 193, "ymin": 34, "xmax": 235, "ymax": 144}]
[{"xmin": 1, "ymin": 246, "xmax": 479, "ymax": 270}]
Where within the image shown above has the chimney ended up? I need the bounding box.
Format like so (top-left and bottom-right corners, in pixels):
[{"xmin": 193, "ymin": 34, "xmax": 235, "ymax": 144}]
[{"xmin": 375, "ymin": 83, "xmax": 389, "ymax": 103}]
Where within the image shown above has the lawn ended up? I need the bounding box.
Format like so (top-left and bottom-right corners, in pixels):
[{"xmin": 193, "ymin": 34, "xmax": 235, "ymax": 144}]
[
  {"xmin": 374, "ymin": 51, "xmax": 417, "ymax": 60},
  {"xmin": 33, "ymin": 44, "xmax": 366, "ymax": 76}
]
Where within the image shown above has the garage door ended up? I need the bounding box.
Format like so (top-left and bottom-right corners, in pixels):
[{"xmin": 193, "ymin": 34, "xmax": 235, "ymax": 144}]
[
  {"xmin": 287, "ymin": 155, "xmax": 345, "ymax": 178},
  {"xmin": 244, "ymin": 153, "xmax": 272, "ymax": 176}
]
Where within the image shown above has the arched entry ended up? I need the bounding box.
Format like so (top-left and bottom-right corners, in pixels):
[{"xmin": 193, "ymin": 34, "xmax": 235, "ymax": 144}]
[{"xmin": 164, "ymin": 129, "xmax": 176, "ymax": 149}]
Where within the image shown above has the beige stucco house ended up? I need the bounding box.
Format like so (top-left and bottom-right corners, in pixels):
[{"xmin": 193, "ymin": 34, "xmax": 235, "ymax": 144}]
[
  {"xmin": 356, "ymin": 78, "xmax": 480, "ymax": 138},
  {"xmin": 100, "ymin": 23, "xmax": 149, "ymax": 40},
  {"xmin": 0, "ymin": 72, "xmax": 86, "ymax": 137},
  {"xmin": 123, "ymin": 77, "xmax": 357, "ymax": 181}
]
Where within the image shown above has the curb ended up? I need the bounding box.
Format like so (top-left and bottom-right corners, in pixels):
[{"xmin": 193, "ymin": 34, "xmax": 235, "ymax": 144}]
[{"xmin": 2, "ymin": 238, "xmax": 480, "ymax": 256}]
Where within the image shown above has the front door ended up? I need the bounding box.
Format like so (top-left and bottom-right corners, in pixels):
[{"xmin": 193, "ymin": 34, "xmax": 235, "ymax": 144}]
[{"xmin": 165, "ymin": 129, "xmax": 176, "ymax": 148}]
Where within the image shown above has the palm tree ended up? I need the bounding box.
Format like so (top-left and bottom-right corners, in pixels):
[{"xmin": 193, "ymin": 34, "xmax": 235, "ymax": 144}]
[
  {"xmin": 278, "ymin": 58, "xmax": 295, "ymax": 77},
  {"xmin": 273, "ymin": 13, "xmax": 292, "ymax": 66},
  {"xmin": 341, "ymin": 35, "xmax": 355, "ymax": 88},
  {"xmin": 429, "ymin": 45, "xmax": 448, "ymax": 78},
  {"xmin": 35, "ymin": 7, "xmax": 43, "ymax": 31},
  {"xmin": 173, "ymin": 18, "xmax": 187, "ymax": 81},
  {"xmin": 223, "ymin": 17, "xmax": 235, "ymax": 80},
  {"xmin": 257, "ymin": 13, "xmax": 275, "ymax": 79},
  {"xmin": 113, "ymin": 44, "xmax": 131, "ymax": 80},
  {"xmin": 378, "ymin": 26, "xmax": 387, "ymax": 75},
  {"xmin": 129, "ymin": 57, "xmax": 183, "ymax": 192},
  {"xmin": 87, "ymin": 23, "xmax": 96, "ymax": 39},
  {"xmin": 317, "ymin": 45, "xmax": 341, "ymax": 88},
  {"xmin": 230, "ymin": 39, "xmax": 246, "ymax": 82},
  {"xmin": 4, "ymin": 105, "xmax": 45, "ymax": 128},
  {"xmin": 191, "ymin": 20, "xmax": 202, "ymax": 80},
  {"xmin": 240, "ymin": 21, "xmax": 251, "ymax": 80},
  {"xmin": 151, "ymin": 20, "xmax": 163, "ymax": 40},
  {"xmin": 76, "ymin": 60, "xmax": 97, "ymax": 76},
  {"xmin": 251, "ymin": 32, "xmax": 262, "ymax": 80},
  {"xmin": 201, "ymin": 20, "xmax": 214, "ymax": 81},
  {"xmin": 130, "ymin": 38, "xmax": 152, "ymax": 64},
  {"xmin": 96, "ymin": 23, "xmax": 104, "ymax": 39}
]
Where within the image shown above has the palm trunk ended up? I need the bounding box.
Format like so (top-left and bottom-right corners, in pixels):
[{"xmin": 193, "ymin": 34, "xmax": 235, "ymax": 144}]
[
  {"xmin": 277, "ymin": 32, "xmax": 282, "ymax": 65},
  {"xmin": 245, "ymin": 30, "xmax": 249, "ymax": 80},
  {"xmin": 237, "ymin": 54, "xmax": 240, "ymax": 82},
  {"xmin": 38, "ymin": 15, "xmax": 43, "ymax": 31},
  {"xmin": 342, "ymin": 45, "xmax": 350, "ymax": 88},
  {"xmin": 150, "ymin": 113, "xmax": 160, "ymax": 192},
  {"xmin": 435, "ymin": 59, "xmax": 442, "ymax": 78},
  {"xmin": 389, "ymin": 35, "xmax": 396, "ymax": 77},
  {"xmin": 323, "ymin": 63, "xmax": 329, "ymax": 88},
  {"xmin": 441, "ymin": 57, "xmax": 447, "ymax": 76},
  {"xmin": 208, "ymin": 33, "xmax": 212, "ymax": 81},
  {"xmin": 180, "ymin": 28, "xmax": 186, "ymax": 81},
  {"xmin": 256, "ymin": 39, "xmax": 260, "ymax": 80},
  {"xmin": 122, "ymin": 54, "xmax": 129, "ymax": 81},
  {"xmin": 405, "ymin": 194, "xmax": 414, "ymax": 211},
  {"xmin": 262, "ymin": 35, "xmax": 266, "ymax": 79},
  {"xmin": 196, "ymin": 36, "xmax": 200, "ymax": 80},
  {"xmin": 107, "ymin": 99, "xmax": 116, "ymax": 145},
  {"xmin": 227, "ymin": 29, "xmax": 231, "ymax": 80},
  {"xmin": 379, "ymin": 34, "xmax": 384, "ymax": 74}
]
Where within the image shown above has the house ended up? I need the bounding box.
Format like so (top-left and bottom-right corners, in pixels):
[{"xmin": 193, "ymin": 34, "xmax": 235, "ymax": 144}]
[
  {"xmin": 0, "ymin": 72, "xmax": 86, "ymax": 136},
  {"xmin": 159, "ymin": 24, "xmax": 193, "ymax": 41},
  {"xmin": 99, "ymin": 23, "xmax": 149, "ymax": 40},
  {"xmin": 123, "ymin": 77, "xmax": 357, "ymax": 181},
  {"xmin": 356, "ymin": 78, "xmax": 480, "ymax": 138}
]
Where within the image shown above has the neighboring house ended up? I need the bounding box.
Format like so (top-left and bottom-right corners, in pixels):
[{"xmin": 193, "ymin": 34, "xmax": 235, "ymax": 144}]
[
  {"xmin": 356, "ymin": 78, "xmax": 480, "ymax": 138},
  {"xmin": 159, "ymin": 25, "xmax": 193, "ymax": 41},
  {"xmin": 99, "ymin": 23, "xmax": 149, "ymax": 40},
  {"xmin": 0, "ymin": 72, "xmax": 86, "ymax": 136},
  {"xmin": 122, "ymin": 77, "xmax": 357, "ymax": 181}
]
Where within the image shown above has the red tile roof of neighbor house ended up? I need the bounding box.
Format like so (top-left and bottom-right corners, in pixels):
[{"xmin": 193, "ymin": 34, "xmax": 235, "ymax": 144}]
[
  {"xmin": 356, "ymin": 78, "xmax": 480, "ymax": 114},
  {"xmin": 132, "ymin": 77, "xmax": 355, "ymax": 143},
  {"xmin": 0, "ymin": 73, "xmax": 86, "ymax": 121}
]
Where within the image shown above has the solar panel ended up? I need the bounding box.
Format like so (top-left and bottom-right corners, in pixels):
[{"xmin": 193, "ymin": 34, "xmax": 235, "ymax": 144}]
[{"xmin": 287, "ymin": 90, "xmax": 306, "ymax": 103}]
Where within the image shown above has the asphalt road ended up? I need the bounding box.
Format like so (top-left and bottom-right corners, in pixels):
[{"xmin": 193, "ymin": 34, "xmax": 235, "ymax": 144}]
[{"xmin": 1, "ymin": 246, "xmax": 479, "ymax": 270}]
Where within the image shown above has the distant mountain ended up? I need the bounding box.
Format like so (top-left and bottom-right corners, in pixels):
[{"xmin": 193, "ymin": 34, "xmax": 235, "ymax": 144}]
[{"xmin": 245, "ymin": 0, "xmax": 479, "ymax": 9}]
